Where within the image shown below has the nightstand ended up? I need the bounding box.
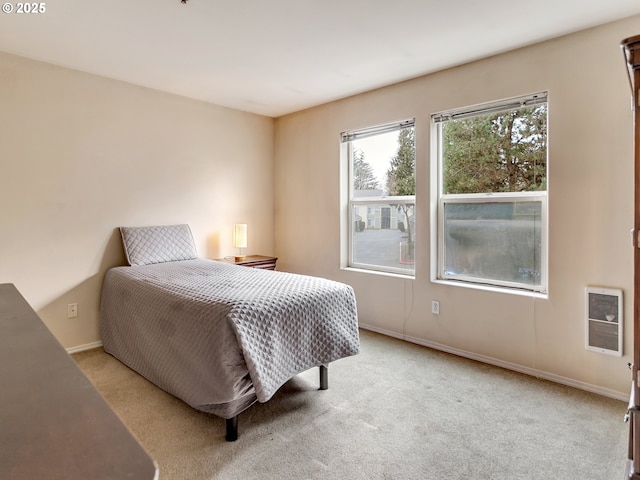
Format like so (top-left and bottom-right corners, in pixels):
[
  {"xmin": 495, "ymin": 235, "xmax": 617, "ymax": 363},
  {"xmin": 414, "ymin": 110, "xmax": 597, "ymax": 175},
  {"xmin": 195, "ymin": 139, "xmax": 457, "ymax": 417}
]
[{"xmin": 216, "ymin": 255, "xmax": 278, "ymax": 270}]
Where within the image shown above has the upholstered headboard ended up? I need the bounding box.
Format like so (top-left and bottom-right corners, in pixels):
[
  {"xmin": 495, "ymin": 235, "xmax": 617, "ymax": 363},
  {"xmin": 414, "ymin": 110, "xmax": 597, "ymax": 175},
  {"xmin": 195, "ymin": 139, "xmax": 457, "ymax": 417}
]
[{"xmin": 119, "ymin": 224, "xmax": 198, "ymax": 266}]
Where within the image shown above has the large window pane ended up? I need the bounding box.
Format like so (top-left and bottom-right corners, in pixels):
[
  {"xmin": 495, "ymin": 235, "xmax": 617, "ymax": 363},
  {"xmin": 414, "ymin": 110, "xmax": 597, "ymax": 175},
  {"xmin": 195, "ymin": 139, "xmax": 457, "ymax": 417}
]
[
  {"xmin": 442, "ymin": 104, "xmax": 547, "ymax": 195},
  {"xmin": 443, "ymin": 201, "xmax": 542, "ymax": 286}
]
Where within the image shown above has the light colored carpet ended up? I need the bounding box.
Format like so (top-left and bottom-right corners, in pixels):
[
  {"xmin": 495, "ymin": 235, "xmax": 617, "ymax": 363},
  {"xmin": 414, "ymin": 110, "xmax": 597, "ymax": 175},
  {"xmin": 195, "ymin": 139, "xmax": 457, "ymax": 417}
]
[{"xmin": 73, "ymin": 330, "xmax": 628, "ymax": 480}]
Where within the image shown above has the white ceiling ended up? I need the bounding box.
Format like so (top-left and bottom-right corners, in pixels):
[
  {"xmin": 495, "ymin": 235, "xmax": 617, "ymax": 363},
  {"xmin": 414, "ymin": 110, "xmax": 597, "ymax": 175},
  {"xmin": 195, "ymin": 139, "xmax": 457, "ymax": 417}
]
[{"xmin": 1, "ymin": 0, "xmax": 639, "ymax": 117}]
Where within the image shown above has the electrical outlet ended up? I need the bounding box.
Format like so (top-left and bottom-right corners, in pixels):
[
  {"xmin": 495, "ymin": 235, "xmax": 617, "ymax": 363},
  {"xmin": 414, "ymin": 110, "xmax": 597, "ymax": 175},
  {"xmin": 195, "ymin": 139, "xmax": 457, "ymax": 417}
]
[
  {"xmin": 67, "ymin": 303, "xmax": 78, "ymax": 319},
  {"xmin": 431, "ymin": 300, "xmax": 440, "ymax": 315}
]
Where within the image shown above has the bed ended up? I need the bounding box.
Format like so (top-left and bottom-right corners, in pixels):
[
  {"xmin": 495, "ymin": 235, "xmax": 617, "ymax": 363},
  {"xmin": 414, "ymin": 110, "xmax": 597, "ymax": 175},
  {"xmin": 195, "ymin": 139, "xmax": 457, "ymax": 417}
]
[{"xmin": 99, "ymin": 224, "xmax": 360, "ymax": 441}]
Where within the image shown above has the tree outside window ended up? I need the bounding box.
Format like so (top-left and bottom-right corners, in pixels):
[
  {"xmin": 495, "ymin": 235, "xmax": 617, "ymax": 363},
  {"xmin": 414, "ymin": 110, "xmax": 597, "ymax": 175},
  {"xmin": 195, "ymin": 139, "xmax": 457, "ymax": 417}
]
[{"xmin": 386, "ymin": 128, "xmax": 416, "ymax": 263}]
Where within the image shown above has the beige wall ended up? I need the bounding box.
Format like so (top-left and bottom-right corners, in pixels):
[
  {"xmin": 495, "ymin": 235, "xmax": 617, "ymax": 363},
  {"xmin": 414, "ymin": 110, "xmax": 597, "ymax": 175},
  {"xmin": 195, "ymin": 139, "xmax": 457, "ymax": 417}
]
[
  {"xmin": 274, "ymin": 16, "xmax": 640, "ymax": 398},
  {"xmin": 0, "ymin": 51, "xmax": 275, "ymax": 349}
]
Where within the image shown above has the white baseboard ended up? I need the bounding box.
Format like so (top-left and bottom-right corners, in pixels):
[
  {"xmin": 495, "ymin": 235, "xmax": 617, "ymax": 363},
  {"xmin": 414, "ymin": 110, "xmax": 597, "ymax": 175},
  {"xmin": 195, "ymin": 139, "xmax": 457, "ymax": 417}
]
[
  {"xmin": 66, "ymin": 341, "xmax": 102, "ymax": 354},
  {"xmin": 359, "ymin": 323, "xmax": 628, "ymax": 402}
]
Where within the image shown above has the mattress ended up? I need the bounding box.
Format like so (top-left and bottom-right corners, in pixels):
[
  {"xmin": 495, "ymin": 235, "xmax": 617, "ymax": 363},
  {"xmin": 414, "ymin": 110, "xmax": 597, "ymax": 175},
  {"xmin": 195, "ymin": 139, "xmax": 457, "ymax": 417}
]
[{"xmin": 100, "ymin": 258, "xmax": 360, "ymax": 419}]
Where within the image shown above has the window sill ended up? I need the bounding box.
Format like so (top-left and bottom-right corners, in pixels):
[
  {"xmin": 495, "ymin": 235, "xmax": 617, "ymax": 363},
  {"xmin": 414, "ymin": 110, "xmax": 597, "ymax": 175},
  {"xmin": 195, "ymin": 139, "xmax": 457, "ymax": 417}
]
[
  {"xmin": 431, "ymin": 277, "xmax": 548, "ymax": 299},
  {"xmin": 341, "ymin": 266, "xmax": 415, "ymax": 280}
]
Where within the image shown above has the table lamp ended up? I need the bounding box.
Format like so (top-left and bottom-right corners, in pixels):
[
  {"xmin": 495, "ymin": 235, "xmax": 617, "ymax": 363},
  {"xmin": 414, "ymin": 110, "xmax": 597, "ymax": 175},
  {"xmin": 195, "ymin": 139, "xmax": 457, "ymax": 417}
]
[{"xmin": 233, "ymin": 224, "xmax": 247, "ymax": 261}]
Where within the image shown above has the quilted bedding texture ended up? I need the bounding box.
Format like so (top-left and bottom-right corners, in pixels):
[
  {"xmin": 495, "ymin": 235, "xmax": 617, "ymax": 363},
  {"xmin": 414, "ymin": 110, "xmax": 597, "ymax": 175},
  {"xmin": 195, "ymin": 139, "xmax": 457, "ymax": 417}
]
[{"xmin": 100, "ymin": 259, "xmax": 360, "ymax": 416}]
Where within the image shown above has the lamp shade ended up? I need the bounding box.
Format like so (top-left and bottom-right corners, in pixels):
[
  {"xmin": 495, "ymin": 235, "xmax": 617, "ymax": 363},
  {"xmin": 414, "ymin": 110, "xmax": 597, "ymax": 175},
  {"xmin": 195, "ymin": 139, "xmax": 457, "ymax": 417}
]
[{"xmin": 233, "ymin": 224, "xmax": 248, "ymax": 249}]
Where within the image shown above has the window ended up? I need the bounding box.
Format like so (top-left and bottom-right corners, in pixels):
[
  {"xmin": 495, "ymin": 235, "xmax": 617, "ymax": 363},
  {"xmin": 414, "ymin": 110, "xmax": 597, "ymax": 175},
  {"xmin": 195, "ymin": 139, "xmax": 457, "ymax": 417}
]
[
  {"xmin": 433, "ymin": 93, "xmax": 548, "ymax": 293},
  {"xmin": 342, "ymin": 119, "xmax": 416, "ymax": 275}
]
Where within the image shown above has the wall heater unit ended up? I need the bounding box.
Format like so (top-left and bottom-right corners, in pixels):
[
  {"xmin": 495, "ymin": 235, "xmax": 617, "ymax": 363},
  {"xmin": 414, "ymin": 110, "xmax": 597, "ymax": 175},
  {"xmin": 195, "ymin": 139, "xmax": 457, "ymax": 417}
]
[{"xmin": 585, "ymin": 287, "xmax": 623, "ymax": 356}]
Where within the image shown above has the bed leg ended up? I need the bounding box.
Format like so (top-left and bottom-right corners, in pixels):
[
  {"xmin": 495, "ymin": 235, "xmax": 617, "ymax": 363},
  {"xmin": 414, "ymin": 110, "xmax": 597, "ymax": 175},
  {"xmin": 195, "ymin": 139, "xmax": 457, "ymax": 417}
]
[
  {"xmin": 225, "ymin": 416, "xmax": 238, "ymax": 442},
  {"xmin": 319, "ymin": 365, "xmax": 328, "ymax": 390}
]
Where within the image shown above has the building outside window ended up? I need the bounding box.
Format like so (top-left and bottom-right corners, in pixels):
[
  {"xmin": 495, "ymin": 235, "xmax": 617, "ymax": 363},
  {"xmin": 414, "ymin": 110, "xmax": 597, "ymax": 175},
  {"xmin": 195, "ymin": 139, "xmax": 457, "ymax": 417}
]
[
  {"xmin": 342, "ymin": 119, "xmax": 416, "ymax": 275},
  {"xmin": 433, "ymin": 93, "xmax": 548, "ymax": 293}
]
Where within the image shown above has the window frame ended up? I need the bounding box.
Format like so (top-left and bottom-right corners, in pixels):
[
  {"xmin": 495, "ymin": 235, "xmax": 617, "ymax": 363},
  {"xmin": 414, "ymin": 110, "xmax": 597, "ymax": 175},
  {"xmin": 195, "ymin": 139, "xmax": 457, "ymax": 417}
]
[
  {"xmin": 343, "ymin": 119, "xmax": 416, "ymax": 277},
  {"xmin": 433, "ymin": 93, "xmax": 549, "ymax": 294}
]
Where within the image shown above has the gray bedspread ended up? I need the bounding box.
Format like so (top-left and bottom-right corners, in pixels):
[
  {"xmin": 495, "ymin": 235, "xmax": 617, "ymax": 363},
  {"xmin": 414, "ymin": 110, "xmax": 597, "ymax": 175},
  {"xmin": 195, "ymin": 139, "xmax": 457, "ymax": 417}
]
[{"xmin": 100, "ymin": 259, "xmax": 359, "ymax": 417}]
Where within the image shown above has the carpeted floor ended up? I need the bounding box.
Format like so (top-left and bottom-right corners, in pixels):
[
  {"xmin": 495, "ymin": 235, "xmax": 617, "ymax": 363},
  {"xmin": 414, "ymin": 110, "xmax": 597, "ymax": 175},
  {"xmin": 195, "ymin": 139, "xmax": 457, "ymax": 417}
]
[{"xmin": 73, "ymin": 330, "xmax": 628, "ymax": 480}]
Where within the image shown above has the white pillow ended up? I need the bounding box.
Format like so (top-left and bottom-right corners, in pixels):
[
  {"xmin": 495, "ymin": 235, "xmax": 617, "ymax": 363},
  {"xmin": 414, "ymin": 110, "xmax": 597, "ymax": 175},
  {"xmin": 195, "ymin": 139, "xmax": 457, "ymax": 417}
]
[{"xmin": 120, "ymin": 224, "xmax": 198, "ymax": 266}]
